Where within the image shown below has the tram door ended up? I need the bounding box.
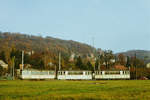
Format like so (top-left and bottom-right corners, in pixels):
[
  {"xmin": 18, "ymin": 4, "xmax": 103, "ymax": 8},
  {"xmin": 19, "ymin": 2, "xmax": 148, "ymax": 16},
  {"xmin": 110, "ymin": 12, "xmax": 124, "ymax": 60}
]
[{"xmin": 92, "ymin": 72, "xmax": 95, "ymax": 79}]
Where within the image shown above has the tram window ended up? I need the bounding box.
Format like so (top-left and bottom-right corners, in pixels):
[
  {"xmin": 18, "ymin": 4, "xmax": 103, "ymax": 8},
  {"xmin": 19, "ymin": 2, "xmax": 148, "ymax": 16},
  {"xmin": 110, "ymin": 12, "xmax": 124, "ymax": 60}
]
[
  {"xmin": 105, "ymin": 71, "xmax": 109, "ymax": 74},
  {"xmin": 126, "ymin": 71, "xmax": 129, "ymax": 74},
  {"xmin": 95, "ymin": 71, "xmax": 99, "ymax": 75},
  {"xmin": 98, "ymin": 72, "xmax": 101, "ymax": 75},
  {"xmin": 22, "ymin": 71, "xmax": 29, "ymax": 75},
  {"xmin": 96, "ymin": 72, "xmax": 98, "ymax": 75},
  {"xmin": 68, "ymin": 71, "xmax": 83, "ymax": 75},
  {"xmin": 85, "ymin": 72, "xmax": 87, "ymax": 75},
  {"xmin": 59, "ymin": 72, "xmax": 62, "ymax": 75},
  {"xmin": 31, "ymin": 71, "xmax": 39, "ymax": 75},
  {"xmin": 89, "ymin": 72, "xmax": 91, "ymax": 74},
  {"xmin": 49, "ymin": 71, "xmax": 54, "ymax": 75},
  {"xmin": 105, "ymin": 71, "xmax": 120, "ymax": 75},
  {"xmin": 124, "ymin": 71, "xmax": 129, "ymax": 74},
  {"xmin": 61, "ymin": 71, "xmax": 65, "ymax": 75},
  {"xmin": 96, "ymin": 72, "xmax": 99, "ymax": 75},
  {"xmin": 40, "ymin": 71, "xmax": 48, "ymax": 75},
  {"xmin": 123, "ymin": 71, "xmax": 127, "ymax": 74}
]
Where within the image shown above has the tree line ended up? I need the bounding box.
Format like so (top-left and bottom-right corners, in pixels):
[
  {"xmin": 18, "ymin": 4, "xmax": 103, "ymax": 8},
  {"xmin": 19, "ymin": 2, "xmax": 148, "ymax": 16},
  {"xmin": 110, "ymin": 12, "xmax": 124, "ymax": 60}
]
[{"xmin": 0, "ymin": 47, "xmax": 149, "ymax": 79}]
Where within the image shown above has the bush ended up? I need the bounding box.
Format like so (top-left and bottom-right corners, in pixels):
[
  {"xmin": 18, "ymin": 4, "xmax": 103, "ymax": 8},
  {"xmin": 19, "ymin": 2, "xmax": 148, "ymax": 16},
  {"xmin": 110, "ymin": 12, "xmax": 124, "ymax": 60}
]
[
  {"xmin": 0, "ymin": 65, "xmax": 4, "ymax": 76},
  {"xmin": 0, "ymin": 65, "xmax": 7, "ymax": 76}
]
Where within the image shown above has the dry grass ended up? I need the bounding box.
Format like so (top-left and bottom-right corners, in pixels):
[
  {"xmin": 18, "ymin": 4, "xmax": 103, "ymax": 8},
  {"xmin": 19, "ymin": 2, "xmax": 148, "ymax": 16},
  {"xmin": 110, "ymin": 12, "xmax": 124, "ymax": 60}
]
[{"xmin": 0, "ymin": 80, "xmax": 150, "ymax": 100}]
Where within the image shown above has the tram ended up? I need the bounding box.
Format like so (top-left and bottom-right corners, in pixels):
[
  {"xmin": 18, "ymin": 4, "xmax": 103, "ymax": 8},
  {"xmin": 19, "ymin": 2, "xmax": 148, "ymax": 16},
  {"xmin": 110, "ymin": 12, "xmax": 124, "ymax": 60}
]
[{"xmin": 21, "ymin": 70, "xmax": 130, "ymax": 80}]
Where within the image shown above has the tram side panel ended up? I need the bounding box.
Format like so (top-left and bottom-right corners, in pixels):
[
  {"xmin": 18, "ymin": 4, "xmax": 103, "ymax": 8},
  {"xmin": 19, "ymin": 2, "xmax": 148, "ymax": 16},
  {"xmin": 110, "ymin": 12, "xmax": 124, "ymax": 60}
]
[
  {"xmin": 95, "ymin": 71, "xmax": 130, "ymax": 80},
  {"xmin": 57, "ymin": 71, "xmax": 92, "ymax": 80},
  {"xmin": 21, "ymin": 70, "xmax": 55, "ymax": 79}
]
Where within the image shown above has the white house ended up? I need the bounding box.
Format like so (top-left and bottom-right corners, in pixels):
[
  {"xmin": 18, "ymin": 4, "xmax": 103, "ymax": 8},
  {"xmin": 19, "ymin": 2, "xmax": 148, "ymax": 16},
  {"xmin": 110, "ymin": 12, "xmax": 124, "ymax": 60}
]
[
  {"xmin": 0, "ymin": 60, "xmax": 8, "ymax": 69},
  {"xmin": 146, "ymin": 63, "xmax": 150, "ymax": 68},
  {"xmin": 69, "ymin": 53, "xmax": 75, "ymax": 62}
]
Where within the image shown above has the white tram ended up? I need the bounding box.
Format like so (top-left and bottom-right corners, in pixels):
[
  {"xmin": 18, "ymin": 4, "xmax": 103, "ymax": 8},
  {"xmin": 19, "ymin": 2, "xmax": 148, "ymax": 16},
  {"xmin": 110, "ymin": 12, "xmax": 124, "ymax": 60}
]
[
  {"xmin": 57, "ymin": 71, "xmax": 92, "ymax": 80},
  {"xmin": 94, "ymin": 70, "xmax": 130, "ymax": 79},
  {"xmin": 20, "ymin": 70, "xmax": 130, "ymax": 80},
  {"xmin": 21, "ymin": 70, "xmax": 55, "ymax": 79}
]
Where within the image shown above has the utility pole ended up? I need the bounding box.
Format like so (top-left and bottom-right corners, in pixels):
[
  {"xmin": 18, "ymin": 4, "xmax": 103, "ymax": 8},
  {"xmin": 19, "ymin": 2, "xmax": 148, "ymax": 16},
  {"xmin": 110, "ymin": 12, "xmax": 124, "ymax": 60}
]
[
  {"xmin": 59, "ymin": 52, "xmax": 61, "ymax": 70},
  {"xmin": 135, "ymin": 53, "xmax": 137, "ymax": 80},
  {"xmin": 22, "ymin": 51, "xmax": 24, "ymax": 70},
  {"xmin": 129, "ymin": 66, "xmax": 131, "ymax": 79},
  {"xmin": 55, "ymin": 65, "xmax": 57, "ymax": 79},
  {"xmin": 12, "ymin": 56, "xmax": 15, "ymax": 80},
  {"xmin": 92, "ymin": 37, "xmax": 95, "ymax": 71},
  {"xmin": 98, "ymin": 63, "xmax": 101, "ymax": 70}
]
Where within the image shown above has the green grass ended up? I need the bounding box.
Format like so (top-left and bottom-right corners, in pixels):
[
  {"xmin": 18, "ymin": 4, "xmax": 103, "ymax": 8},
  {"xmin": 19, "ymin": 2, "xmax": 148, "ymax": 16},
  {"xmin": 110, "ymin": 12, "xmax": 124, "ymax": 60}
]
[{"xmin": 0, "ymin": 80, "xmax": 150, "ymax": 100}]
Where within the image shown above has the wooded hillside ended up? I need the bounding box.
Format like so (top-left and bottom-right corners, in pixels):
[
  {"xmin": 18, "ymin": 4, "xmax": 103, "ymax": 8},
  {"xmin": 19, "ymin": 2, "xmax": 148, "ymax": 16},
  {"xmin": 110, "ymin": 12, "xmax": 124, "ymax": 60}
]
[
  {"xmin": 116, "ymin": 50, "xmax": 150, "ymax": 64},
  {"xmin": 0, "ymin": 32, "xmax": 95, "ymax": 56}
]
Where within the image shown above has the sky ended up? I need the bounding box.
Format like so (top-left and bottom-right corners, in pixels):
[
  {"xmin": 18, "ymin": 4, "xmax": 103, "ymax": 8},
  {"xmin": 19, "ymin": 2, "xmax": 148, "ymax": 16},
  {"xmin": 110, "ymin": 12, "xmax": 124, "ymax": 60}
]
[{"xmin": 0, "ymin": 0, "xmax": 150, "ymax": 53}]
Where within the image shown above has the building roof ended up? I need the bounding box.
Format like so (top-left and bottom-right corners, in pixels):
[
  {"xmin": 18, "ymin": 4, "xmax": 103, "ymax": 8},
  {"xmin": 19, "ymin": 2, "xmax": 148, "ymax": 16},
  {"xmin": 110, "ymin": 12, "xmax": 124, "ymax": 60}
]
[
  {"xmin": 113, "ymin": 65, "xmax": 128, "ymax": 70},
  {"xmin": 0, "ymin": 60, "xmax": 8, "ymax": 69},
  {"xmin": 0, "ymin": 60, "xmax": 6, "ymax": 65}
]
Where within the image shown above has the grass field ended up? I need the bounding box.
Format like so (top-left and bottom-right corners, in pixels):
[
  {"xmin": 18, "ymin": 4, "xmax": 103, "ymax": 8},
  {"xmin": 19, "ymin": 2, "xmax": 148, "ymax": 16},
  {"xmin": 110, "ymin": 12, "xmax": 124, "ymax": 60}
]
[{"xmin": 0, "ymin": 80, "xmax": 150, "ymax": 100}]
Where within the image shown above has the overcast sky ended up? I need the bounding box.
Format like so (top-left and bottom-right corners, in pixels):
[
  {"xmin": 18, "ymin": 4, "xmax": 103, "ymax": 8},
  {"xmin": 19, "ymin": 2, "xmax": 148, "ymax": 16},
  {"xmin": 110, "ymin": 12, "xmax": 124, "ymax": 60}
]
[{"xmin": 0, "ymin": 0, "xmax": 150, "ymax": 53}]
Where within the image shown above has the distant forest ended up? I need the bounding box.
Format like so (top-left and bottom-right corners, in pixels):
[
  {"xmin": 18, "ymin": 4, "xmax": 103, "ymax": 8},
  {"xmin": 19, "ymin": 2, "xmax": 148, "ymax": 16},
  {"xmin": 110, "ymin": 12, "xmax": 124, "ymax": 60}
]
[{"xmin": 0, "ymin": 32, "xmax": 95, "ymax": 55}]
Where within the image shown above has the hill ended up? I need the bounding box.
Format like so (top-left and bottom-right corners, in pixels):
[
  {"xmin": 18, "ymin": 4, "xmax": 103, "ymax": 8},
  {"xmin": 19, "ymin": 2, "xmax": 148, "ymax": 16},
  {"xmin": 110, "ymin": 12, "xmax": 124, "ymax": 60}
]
[
  {"xmin": 0, "ymin": 32, "xmax": 95, "ymax": 56},
  {"xmin": 116, "ymin": 50, "xmax": 150, "ymax": 63}
]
